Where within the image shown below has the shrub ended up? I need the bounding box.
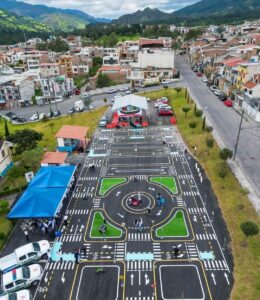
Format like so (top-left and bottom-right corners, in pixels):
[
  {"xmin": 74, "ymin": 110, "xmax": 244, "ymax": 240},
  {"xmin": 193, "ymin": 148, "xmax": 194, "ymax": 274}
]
[
  {"xmin": 206, "ymin": 138, "xmax": 214, "ymax": 148},
  {"xmin": 194, "ymin": 110, "xmax": 203, "ymax": 118},
  {"xmin": 0, "ymin": 233, "xmax": 6, "ymax": 240},
  {"xmin": 219, "ymin": 148, "xmax": 233, "ymax": 160},
  {"xmin": 182, "ymin": 106, "xmax": 191, "ymax": 117},
  {"xmin": 240, "ymin": 221, "xmax": 259, "ymax": 237},
  {"xmin": 218, "ymin": 162, "xmax": 229, "ymax": 179},
  {"xmin": 205, "ymin": 126, "xmax": 213, "ymax": 133},
  {"xmin": 41, "ymin": 115, "xmax": 49, "ymax": 123},
  {"xmin": 175, "ymin": 87, "xmax": 182, "ymax": 93},
  {"xmin": 0, "ymin": 201, "xmax": 9, "ymax": 214},
  {"xmin": 189, "ymin": 121, "xmax": 197, "ymax": 131}
]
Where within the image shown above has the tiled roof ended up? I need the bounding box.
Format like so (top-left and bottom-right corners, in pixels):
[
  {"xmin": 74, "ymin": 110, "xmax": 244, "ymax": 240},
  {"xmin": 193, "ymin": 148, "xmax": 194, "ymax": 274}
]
[
  {"xmin": 41, "ymin": 152, "xmax": 68, "ymax": 164},
  {"xmin": 244, "ymin": 81, "xmax": 257, "ymax": 89},
  {"xmin": 55, "ymin": 125, "xmax": 89, "ymax": 140}
]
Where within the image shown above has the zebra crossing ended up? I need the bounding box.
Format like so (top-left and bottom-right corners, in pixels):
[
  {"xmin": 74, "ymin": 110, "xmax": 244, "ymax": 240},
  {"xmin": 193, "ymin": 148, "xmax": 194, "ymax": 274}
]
[
  {"xmin": 57, "ymin": 234, "xmax": 83, "ymax": 242},
  {"xmin": 183, "ymin": 190, "xmax": 200, "ymax": 196},
  {"xmin": 203, "ymin": 260, "xmax": 228, "ymax": 271},
  {"xmin": 176, "ymin": 196, "xmax": 185, "ymax": 207},
  {"xmin": 114, "ymin": 243, "xmax": 125, "ymax": 260},
  {"xmin": 185, "ymin": 242, "xmax": 199, "ymax": 259},
  {"xmin": 66, "ymin": 209, "xmax": 88, "ymax": 215},
  {"xmin": 46, "ymin": 261, "xmax": 75, "ymax": 271},
  {"xmin": 129, "ymin": 175, "xmax": 148, "ymax": 181},
  {"xmin": 153, "ymin": 243, "xmax": 162, "ymax": 260},
  {"xmin": 86, "ymin": 158, "xmax": 103, "ymax": 167},
  {"xmin": 93, "ymin": 198, "xmax": 101, "ymax": 208},
  {"xmin": 196, "ymin": 233, "xmax": 216, "ymax": 240},
  {"xmin": 188, "ymin": 207, "xmax": 206, "ymax": 214},
  {"xmin": 80, "ymin": 176, "xmax": 98, "ymax": 181},
  {"xmin": 126, "ymin": 297, "xmax": 154, "ymax": 300},
  {"xmin": 127, "ymin": 233, "xmax": 151, "ymax": 241},
  {"xmin": 126, "ymin": 260, "xmax": 153, "ymax": 272}
]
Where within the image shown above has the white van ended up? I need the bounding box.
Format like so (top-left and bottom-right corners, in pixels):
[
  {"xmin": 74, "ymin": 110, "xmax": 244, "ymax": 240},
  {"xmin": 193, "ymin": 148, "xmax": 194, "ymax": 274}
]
[
  {"xmin": 0, "ymin": 289, "xmax": 31, "ymax": 300},
  {"xmin": 74, "ymin": 100, "xmax": 84, "ymax": 112}
]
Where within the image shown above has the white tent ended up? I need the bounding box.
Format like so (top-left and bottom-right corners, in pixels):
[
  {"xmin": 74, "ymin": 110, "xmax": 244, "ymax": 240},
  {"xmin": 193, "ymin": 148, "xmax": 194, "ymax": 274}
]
[{"xmin": 112, "ymin": 94, "xmax": 148, "ymax": 111}]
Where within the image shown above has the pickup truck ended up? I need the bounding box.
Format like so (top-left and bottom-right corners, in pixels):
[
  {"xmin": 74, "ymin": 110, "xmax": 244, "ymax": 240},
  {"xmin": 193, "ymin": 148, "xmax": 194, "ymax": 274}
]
[{"xmin": 0, "ymin": 241, "xmax": 50, "ymax": 274}]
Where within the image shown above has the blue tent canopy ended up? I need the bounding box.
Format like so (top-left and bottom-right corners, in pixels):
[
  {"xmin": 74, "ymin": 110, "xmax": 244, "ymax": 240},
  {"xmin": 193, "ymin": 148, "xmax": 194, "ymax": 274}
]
[{"xmin": 8, "ymin": 166, "xmax": 76, "ymax": 219}]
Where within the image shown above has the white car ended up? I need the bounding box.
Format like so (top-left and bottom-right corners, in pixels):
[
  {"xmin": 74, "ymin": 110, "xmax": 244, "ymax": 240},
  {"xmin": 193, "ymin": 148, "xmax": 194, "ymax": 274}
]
[
  {"xmin": 0, "ymin": 240, "xmax": 50, "ymax": 274},
  {"xmin": 209, "ymin": 85, "xmax": 218, "ymax": 92},
  {"xmin": 29, "ymin": 114, "xmax": 38, "ymax": 121},
  {"xmin": 107, "ymin": 89, "xmax": 117, "ymax": 94},
  {"xmin": 1, "ymin": 264, "xmax": 43, "ymax": 294},
  {"xmin": 119, "ymin": 87, "xmax": 129, "ymax": 92},
  {"xmin": 162, "ymin": 79, "xmax": 171, "ymax": 84},
  {"xmin": 0, "ymin": 289, "xmax": 31, "ymax": 300},
  {"xmin": 213, "ymin": 89, "xmax": 222, "ymax": 96},
  {"xmin": 158, "ymin": 104, "xmax": 171, "ymax": 110},
  {"xmin": 80, "ymin": 94, "xmax": 89, "ymax": 100},
  {"xmin": 201, "ymin": 76, "xmax": 208, "ymax": 83},
  {"xmin": 39, "ymin": 113, "xmax": 46, "ymax": 120},
  {"xmin": 99, "ymin": 117, "xmax": 107, "ymax": 127}
]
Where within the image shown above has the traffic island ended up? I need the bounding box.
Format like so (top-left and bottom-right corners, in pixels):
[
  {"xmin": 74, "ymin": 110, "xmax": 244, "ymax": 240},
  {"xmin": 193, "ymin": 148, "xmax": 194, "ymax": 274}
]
[
  {"xmin": 150, "ymin": 176, "xmax": 179, "ymax": 195},
  {"xmin": 152, "ymin": 208, "xmax": 194, "ymax": 242},
  {"xmin": 99, "ymin": 177, "xmax": 127, "ymax": 196},
  {"xmin": 84, "ymin": 209, "xmax": 126, "ymax": 242}
]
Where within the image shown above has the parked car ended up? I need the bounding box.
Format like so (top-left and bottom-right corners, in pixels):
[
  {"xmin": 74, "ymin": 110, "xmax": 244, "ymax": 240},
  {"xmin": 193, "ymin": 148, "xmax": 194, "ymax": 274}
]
[
  {"xmin": 86, "ymin": 104, "xmax": 94, "ymax": 110},
  {"xmin": 196, "ymin": 72, "xmax": 202, "ymax": 77},
  {"xmin": 201, "ymin": 76, "xmax": 208, "ymax": 83},
  {"xmin": 162, "ymin": 79, "xmax": 171, "ymax": 84},
  {"xmin": 158, "ymin": 109, "xmax": 173, "ymax": 116},
  {"xmin": 209, "ymin": 85, "xmax": 218, "ymax": 92},
  {"xmin": 1, "ymin": 264, "xmax": 43, "ymax": 294},
  {"xmin": 74, "ymin": 89, "xmax": 81, "ymax": 95},
  {"xmin": 224, "ymin": 99, "xmax": 233, "ymax": 107},
  {"xmin": 99, "ymin": 117, "xmax": 107, "ymax": 127},
  {"xmin": 85, "ymin": 86, "xmax": 91, "ymax": 92},
  {"xmin": 0, "ymin": 240, "xmax": 50, "ymax": 274},
  {"xmin": 29, "ymin": 114, "xmax": 39, "ymax": 121},
  {"xmin": 158, "ymin": 104, "xmax": 171, "ymax": 110},
  {"xmin": 80, "ymin": 94, "xmax": 89, "ymax": 100},
  {"xmin": 119, "ymin": 87, "xmax": 129, "ymax": 92},
  {"xmin": 17, "ymin": 117, "xmax": 27, "ymax": 123},
  {"xmin": 213, "ymin": 89, "xmax": 223, "ymax": 96},
  {"xmin": 107, "ymin": 89, "xmax": 117, "ymax": 94},
  {"xmin": 218, "ymin": 93, "xmax": 227, "ymax": 101},
  {"xmin": 53, "ymin": 110, "xmax": 61, "ymax": 117},
  {"xmin": 5, "ymin": 112, "xmax": 17, "ymax": 120},
  {"xmin": 67, "ymin": 107, "xmax": 75, "ymax": 115},
  {"xmin": 0, "ymin": 289, "xmax": 31, "ymax": 300}
]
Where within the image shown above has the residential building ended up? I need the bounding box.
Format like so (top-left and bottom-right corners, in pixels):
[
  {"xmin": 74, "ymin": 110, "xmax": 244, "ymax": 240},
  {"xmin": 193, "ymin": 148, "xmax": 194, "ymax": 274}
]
[
  {"xmin": 41, "ymin": 152, "xmax": 69, "ymax": 166},
  {"xmin": 237, "ymin": 62, "xmax": 260, "ymax": 89},
  {"xmin": 25, "ymin": 50, "xmax": 49, "ymax": 70},
  {"xmin": 103, "ymin": 53, "xmax": 120, "ymax": 66},
  {"xmin": 0, "ymin": 140, "xmax": 13, "ymax": 177},
  {"xmin": 58, "ymin": 55, "xmax": 73, "ymax": 78},
  {"xmin": 40, "ymin": 63, "xmax": 65, "ymax": 78}
]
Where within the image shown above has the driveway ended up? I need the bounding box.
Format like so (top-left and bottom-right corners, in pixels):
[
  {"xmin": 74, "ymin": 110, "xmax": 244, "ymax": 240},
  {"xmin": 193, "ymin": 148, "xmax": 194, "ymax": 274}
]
[{"xmin": 175, "ymin": 54, "xmax": 260, "ymax": 212}]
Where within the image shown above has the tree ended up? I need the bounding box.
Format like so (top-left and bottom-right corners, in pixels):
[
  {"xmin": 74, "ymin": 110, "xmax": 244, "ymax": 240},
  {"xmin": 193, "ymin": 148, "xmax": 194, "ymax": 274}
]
[
  {"xmin": 4, "ymin": 119, "xmax": 10, "ymax": 139},
  {"xmin": 202, "ymin": 116, "xmax": 206, "ymax": 130},
  {"xmin": 194, "ymin": 110, "xmax": 203, "ymax": 118},
  {"xmin": 205, "ymin": 126, "xmax": 213, "ymax": 137},
  {"xmin": 163, "ymin": 85, "xmax": 169, "ymax": 90},
  {"xmin": 84, "ymin": 97, "xmax": 92, "ymax": 108},
  {"xmin": 182, "ymin": 106, "xmax": 191, "ymax": 117},
  {"xmin": 8, "ymin": 129, "xmax": 43, "ymax": 154},
  {"xmin": 103, "ymin": 98, "xmax": 108, "ymax": 106},
  {"xmin": 175, "ymin": 87, "xmax": 182, "ymax": 94},
  {"xmin": 49, "ymin": 106, "xmax": 53, "ymax": 118},
  {"xmin": 206, "ymin": 138, "xmax": 214, "ymax": 154},
  {"xmin": 96, "ymin": 73, "xmax": 111, "ymax": 88},
  {"xmin": 49, "ymin": 122, "xmax": 55, "ymax": 134},
  {"xmin": 189, "ymin": 121, "xmax": 197, "ymax": 132},
  {"xmin": 219, "ymin": 148, "xmax": 233, "ymax": 161},
  {"xmin": 194, "ymin": 103, "xmax": 197, "ymax": 113},
  {"xmin": 240, "ymin": 221, "xmax": 259, "ymax": 237},
  {"xmin": 218, "ymin": 162, "xmax": 229, "ymax": 179}
]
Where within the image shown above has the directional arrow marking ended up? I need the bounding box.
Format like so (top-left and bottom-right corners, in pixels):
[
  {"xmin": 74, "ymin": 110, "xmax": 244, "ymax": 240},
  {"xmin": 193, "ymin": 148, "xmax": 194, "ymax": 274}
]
[
  {"xmin": 130, "ymin": 274, "xmax": 134, "ymax": 286},
  {"xmin": 224, "ymin": 273, "xmax": 230, "ymax": 285},
  {"xmin": 144, "ymin": 274, "xmax": 150, "ymax": 285},
  {"xmin": 193, "ymin": 215, "xmax": 197, "ymax": 222},
  {"xmin": 211, "ymin": 273, "xmax": 216, "ymax": 285},
  {"xmin": 117, "ymin": 213, "xmax": 124, "ymax": 218},
  {"xmin": 102, "ymin": 245, "xmax": 112, "ymax": 249},
  {"xmin": 61, "ymin": 272, "xmax": 65, "ymax": 284}
]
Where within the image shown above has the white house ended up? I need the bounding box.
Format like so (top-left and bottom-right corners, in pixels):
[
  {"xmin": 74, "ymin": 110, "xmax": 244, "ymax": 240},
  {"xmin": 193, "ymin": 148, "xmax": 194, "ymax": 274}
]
[{"xmin": 0, "ymin": 140, "xmax": 13, "ymax": 177}]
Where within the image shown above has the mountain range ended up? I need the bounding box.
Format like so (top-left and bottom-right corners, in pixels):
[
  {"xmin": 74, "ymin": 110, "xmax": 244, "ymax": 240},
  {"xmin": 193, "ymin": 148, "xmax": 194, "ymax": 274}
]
[{"xmin": 0, "ymin": 0, "xmax": 110, "ymax": 32}]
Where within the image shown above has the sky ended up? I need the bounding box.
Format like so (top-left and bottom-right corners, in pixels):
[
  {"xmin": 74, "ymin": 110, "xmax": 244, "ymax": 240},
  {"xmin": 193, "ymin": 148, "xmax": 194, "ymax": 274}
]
[{"xmin": 19, "ymin": 0, "xmax": 200, "ymax": 19}]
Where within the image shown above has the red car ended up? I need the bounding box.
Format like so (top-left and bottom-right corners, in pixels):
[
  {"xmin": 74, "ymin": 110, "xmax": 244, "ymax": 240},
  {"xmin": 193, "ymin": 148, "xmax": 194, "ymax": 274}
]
[
  {"xmin": 224, "ymin": 99, "xmax": 233, "ymax": 107},
  {"xmin": 74, "ymin": 89, "xmax": 81, "ymax": 95},
  {"xmin": 158, "ymin": 109, "xmax": 173, "ymax": 116},
  {"xmin": 196, "ymin": 72, "xmax": 202, "ymax": 77}
]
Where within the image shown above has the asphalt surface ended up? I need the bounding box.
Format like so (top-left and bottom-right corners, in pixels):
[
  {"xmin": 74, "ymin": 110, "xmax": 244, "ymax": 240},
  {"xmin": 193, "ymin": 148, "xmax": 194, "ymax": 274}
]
[
  {"xmin": 175, "ymin": 54, "xmax": 260, "ymax": 211},
  {"xmin": 0, "ymin": 104, "xmax": 233, "ymax": 299}
]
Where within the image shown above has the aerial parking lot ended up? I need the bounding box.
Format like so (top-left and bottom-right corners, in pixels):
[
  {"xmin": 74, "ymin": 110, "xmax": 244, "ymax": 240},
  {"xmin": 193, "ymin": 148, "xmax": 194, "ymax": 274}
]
[{"xmin": 0, "ymin": 102, "xmax": 233, "ymax": 300}]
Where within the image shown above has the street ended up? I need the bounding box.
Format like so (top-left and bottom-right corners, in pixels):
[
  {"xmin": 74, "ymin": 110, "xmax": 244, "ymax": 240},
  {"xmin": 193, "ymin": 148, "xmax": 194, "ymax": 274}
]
[{"xmin": 175, "ymin": 54, "xmax": 260, "ymax": 212}]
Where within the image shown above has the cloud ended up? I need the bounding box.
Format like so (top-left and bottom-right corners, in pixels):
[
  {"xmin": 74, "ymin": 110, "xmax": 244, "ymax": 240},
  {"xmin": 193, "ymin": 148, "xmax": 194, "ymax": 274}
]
[{"xmin": 19, "ymin": 0, "xmax": 199, "ymax": 18}]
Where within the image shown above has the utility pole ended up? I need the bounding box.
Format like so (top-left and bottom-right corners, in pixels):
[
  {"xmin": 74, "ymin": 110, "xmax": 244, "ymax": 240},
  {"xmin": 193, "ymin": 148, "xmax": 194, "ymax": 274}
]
[{"xmin": 233, "ymin": 110, "xmax": 244, "ymax": 160}]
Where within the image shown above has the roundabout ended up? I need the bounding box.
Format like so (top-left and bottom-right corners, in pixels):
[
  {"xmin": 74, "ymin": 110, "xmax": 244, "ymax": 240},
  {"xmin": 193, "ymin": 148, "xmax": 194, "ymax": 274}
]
[{"xmin": 122, "ymin": 192, "xmax": 155, "ymax": 214}]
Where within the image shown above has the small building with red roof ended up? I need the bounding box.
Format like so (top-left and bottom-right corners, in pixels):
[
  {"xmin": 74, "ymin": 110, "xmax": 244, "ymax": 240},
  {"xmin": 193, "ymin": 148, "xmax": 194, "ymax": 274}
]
[
  {"xmin": 41, "ymin": 152, "xmax": 69, "ymax": 166},
  {"xmin": 55, "ymin": 125, "xmax": 89, "ymax": 152}
]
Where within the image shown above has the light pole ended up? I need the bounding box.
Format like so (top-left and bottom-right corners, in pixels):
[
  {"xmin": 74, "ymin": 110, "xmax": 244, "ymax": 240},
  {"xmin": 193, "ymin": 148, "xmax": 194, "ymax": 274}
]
[{"xmin": 233, "ymin": 110, "xmax": 244, "ymax": 160}]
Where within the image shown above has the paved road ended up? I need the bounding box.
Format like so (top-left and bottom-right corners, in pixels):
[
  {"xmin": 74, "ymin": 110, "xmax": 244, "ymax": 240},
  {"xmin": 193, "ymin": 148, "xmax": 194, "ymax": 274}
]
[{"xmin": 175, "ymin": 54, "xmax": 260, "ymax": 212}]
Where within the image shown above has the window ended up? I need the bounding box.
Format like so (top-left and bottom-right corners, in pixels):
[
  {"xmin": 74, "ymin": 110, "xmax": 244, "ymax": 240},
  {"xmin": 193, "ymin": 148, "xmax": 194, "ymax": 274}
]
[
  {"xmin": 15, "ymin": 279, "xmax": 26, "ymax": 285},
  {"xmin": 28, "ymin": 252, "xmax": 37, "ymax": 258},
  {"xmin": 32, "ymin": 243, "xmax": 40, "ymax": 251},
  {"xmin": 249, "ymin": 90, "xmax": 253, "ymax": 95},
  {"xmin": 22, "ymin": 266, "xmax": 30, "ymax": 279},
  {"xmin": 1, "ymin": 149, "xmax": 5, "ymax": 158},
  {"xmin": 5, "ymin": 283, "xmax": 14, "ymax": 289},
  {"xmin": 19, "ymin": 255, "xmax": 27, "ymax": 261}
]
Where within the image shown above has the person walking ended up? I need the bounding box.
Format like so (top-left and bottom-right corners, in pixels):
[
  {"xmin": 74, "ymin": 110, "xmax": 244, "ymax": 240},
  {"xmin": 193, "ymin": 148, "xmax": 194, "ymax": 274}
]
[
  {"xmin": 147, "ymin": 206, "xmax": 151, "ymax": 215},
  {"xmin": 138, "ymin": 217, "xmax": 143, "ymax": 231},
  {"xmin": 173, "ymin": 245, "xmax": 179, "ymax": 258},
  {"xmin": 57, "ymin": 248, "xmax": 63, "ymax": 262},
  {"xmin": 134, "ymin": 219, "xmax": 139, "ymax": 230},
  {"xmin": 63, "ymin": 215, "xmax": 68, "ymax": 227},
  {"xmin": 81, "ymin": 245, "xmax": 87, "ymax": 256},
  {"xmin": 24, "ymin": 229, "xmax": 30, "ymax": 242},
  {"xmin": 74, "ymin": 249, "xmax": 80, "ymax": 264}
]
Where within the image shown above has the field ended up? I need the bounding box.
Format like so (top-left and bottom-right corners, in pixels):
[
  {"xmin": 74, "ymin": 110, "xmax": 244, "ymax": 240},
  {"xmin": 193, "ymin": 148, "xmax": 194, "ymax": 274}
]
[
  {"xmin": 99, "ymin": 178, "xmax": 127, "ymax": 195},
  {"xmin": 140, "ymin": 88, "xmax": 260, "ymax": 299}
]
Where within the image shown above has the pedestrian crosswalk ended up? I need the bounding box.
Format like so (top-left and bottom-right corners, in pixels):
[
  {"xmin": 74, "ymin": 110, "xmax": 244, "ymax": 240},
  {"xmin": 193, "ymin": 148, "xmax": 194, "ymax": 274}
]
[
  {"xmin": 86, "ymin": 158, "xmax": 103, "ymax": 167},
  {"xmin": 126, "ymin": 297, "xmax": 154, "ymax": 300},
  {"xmin": 93, "ymin": 198, "xmax": 101, "ymax": 208},
  {"xmin": 80, "ymin": 176, "xmax": 98, "ymax": 181},
  {"xmin": 127, "ymin": 233, "xmax": 151, "ymax": 241},
  {"xmin": 115, "ymin": 243, "xmax": 125, "ymax": 261},
  {"xmin": 130, "ymin": 175, "xmax": 148, "ymax": 181},
  {"xmin": 196, "ymin": 233, "xmax": 216, "ymax": 240},
  {"xmin": 203, "ymin": 260, "xmax": 228, "ymax": 271},
  {"xmin": 183, "ymin": 190, "xmax": 200, "ymax": 196},
  {"xmin": 57, "ymin": 234, "xmax": 83, "ymax": 242},
  {"xmin": 176, "ymin": 196, "xmax": 185, "ymax": 207},
  {"xmin": 186, "ymin": 242, "xmax": 199, "ymax": 259},
  {"xmin": 126, "ymin": 260, "xmax": 153, "ymax": 272},
  {"xmin": 188, "ymin": 207, "xmax": 206, "ymax": 214},
  {"xmin": 66, "ymin": 209, "xmax": 88, "ymax": 215},
  {"xmin": 46, "ymin": 261, "xmax": 75, "ymax": 271},
  {"xmin": 179, "ymin": 174, "xmax": 193, "ymax": 179},
  {"xmin": 153, "ymin": 243, "xmax": 162, "ymax": 260}
]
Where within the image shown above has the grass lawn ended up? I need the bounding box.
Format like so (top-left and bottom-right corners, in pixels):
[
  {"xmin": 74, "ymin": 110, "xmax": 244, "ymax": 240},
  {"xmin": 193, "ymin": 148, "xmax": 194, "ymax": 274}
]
[
  {"xmin": 0, "ymin": 216, "xmax": 14, "ymax": 250},
  {"xmin": 90, "ymin": 211, "xmax": 122, "ymax": 238},
  {"xmin": 156, "ymin": 210, "xmax": 188, "ymax": 237},
  {"xmin": 142, "ymin": 88, "xmax": 260, "ymax": 299},
  {"xmin": 99, "ymin": 178, "xmax": 126, "ymax": 196},
  {"xmin": 150, "ymin": 177, "xmax": 178, "ymax": 194}
]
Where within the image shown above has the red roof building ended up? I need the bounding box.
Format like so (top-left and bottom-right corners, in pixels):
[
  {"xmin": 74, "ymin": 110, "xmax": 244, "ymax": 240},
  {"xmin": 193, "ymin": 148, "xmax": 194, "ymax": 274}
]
[{"xmin": 41, "ymin": 152, "xmax": 68, "ymax": 166}]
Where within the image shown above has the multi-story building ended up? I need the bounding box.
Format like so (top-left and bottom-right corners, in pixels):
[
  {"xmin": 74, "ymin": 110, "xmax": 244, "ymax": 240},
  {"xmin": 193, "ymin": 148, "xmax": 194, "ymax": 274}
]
[
  {"xmin": 25, "ymin": 50, "xmax": 49, "ymax": 70},
  {"xmin": 40, "ymin": 63, "xmax": 65, "ymax": 78},
  {"xmin": 236, "ymin": 62, "xmax": 260, "ymax": 89},
  {"xmin": 103, "ymin": 53, "xmax": 120, "ymax": 66},
  {"xmin": 58, "ymin": 55, "xmax": 73, "ymax": 78}
]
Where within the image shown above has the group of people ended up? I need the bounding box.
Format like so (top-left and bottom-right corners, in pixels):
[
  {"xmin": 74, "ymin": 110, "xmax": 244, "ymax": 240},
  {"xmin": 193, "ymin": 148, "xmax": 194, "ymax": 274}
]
[
  {"xmin": 134, "ymin": 217, "xmax": 144, "ymax": 231},
  {"xmin": 157, "ymin": 193, "xmax": 165, "ymax": 208},
  {"xmin": 74, "ymin": 245, "xmax": 88, "ymax": 264}
]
